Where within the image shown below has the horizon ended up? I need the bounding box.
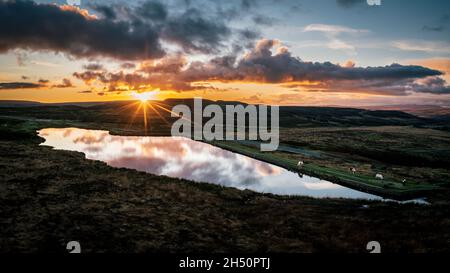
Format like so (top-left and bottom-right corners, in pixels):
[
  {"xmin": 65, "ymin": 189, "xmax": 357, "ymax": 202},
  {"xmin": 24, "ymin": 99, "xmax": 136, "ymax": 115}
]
[{"xmin": 2, "ymin": 97, "xmax": 450, "ymax": 109}]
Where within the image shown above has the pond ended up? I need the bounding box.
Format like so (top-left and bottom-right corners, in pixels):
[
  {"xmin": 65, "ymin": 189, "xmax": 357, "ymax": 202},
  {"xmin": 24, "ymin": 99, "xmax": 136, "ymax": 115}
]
[{"xmin": 38, "ymin": 128, "xmax": 382, "ymax": 200}]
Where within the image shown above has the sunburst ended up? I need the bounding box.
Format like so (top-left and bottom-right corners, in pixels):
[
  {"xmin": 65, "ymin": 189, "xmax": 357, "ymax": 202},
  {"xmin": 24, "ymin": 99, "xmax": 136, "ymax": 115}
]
[
  {"xmin": 131, "ymin": 91, "xmax": 158, "ymax": 103},
  {"xmin": 126, "ymin": 91, "xmax": 196, "ymax": 135}
]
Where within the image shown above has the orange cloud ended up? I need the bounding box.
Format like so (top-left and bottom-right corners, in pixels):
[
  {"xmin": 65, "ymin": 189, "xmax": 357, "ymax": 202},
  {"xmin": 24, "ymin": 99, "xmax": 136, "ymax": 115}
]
[
  {"xmin": 407, "ymin": 58, "xmax": 450, "ymax": 82},
  {"xmin": 59, "ymin": 5, "xmax": 98, "ymax": 20},
  {"xmin": 71, "ymin": 39, "xmax": 449, "ymax": 97}
]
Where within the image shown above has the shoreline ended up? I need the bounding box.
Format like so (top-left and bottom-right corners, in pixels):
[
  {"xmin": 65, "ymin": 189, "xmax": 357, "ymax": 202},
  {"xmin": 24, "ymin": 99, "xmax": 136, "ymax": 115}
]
[{"xmin": 208, "ymin": 141, "xmax": 439, "ymax": 201}]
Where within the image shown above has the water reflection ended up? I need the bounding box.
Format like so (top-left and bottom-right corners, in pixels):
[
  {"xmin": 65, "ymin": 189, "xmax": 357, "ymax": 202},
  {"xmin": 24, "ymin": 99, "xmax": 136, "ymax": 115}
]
[{"xmin": 38, "ymin": 128, "xmax": 381, "ymax": 199}]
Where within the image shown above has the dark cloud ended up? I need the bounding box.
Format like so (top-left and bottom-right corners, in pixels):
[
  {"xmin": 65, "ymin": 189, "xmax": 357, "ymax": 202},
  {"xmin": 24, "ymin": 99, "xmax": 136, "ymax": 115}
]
[
  {"xmin": 314, "ymin": 76, "xmax": 450, "ymax": 96},
  {"xmin": 73, "ymin": 39, "xmax": 450, "ymax": 96},
  {"xmin": 38, "ymin": 79, "xmax": 49, "ymax": 84},
  {"xmin": 139, "ymin": 53, "xmax": 187, "ymax": 74},
  {"xmin": 0, "ymin": 0, "xmax": 164, "ymax": 61},
  {"xmin": 73, "ymin": 71, "xmax": 106, "ymax": 83},
  {"xmin": 137, "ymin": 0, "xmax": 168, "ymax": 21},
  {"xmin": 91, "ymin": 1, "xmax": 238, "ymax": 55},
  {"xmin": 160, "ymin": 8, "xmax": 231, "ymax": 54},
  {"xmin": 180, "ymin": 39, "xmax": 443, "ymax": 84},
  {"xmin": 411, "ymin": 77, "xmax": 450, "ymax": 94},
  {"xmin": 91, "ymin": 5, "xmax": 117, "ymax": 20},
  {"xmin": 0, "ymin": 1, "xmax": 259, "ymax": 60},
  {"xmin": 73, "ymin": 68, "xmax": 204, "ymax": 93},
  {"xmin": 94, "ymin": 1, "xmax": 237, "ymax": 54},
  {"xmin": 73, "ymin": 53, "xmax": 215, "ymax": 92},
  {"xmin": 0, "ymin": 82, "xmax": 44, "ymax": 90},
  {"xmin": 238, "ymin": 29, "xmax": 261, "ymax": 41}
]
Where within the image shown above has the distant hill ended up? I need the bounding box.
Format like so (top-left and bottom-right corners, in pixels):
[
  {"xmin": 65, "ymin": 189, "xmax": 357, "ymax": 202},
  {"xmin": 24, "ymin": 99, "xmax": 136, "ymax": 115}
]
[
  {"xmin": 0, "ymin": 100, "xmax": 131, "ymax": 108},
  {"xmin": 0, "ymin": 99, "xmax": 448, "ymax": 130},
  {"xmin": 278, "ymin": 106, "xmax": 427, "ymax": 128},
  {"xmin": 364, "ymin": 105, "xmax": 450, "ymax": 118},
  {"xmin": 156, "ymin": 99, "xmax": 429, "ymax": 127},
  {"xmin": 0, "ymin": 100, "xmax": 42, "ymax": 107}
]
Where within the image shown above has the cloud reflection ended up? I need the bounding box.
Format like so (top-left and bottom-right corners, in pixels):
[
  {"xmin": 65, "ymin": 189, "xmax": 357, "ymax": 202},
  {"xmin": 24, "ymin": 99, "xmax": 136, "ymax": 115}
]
[{"xmin": 38, "ymin": 128, "xmax": 380, "ymax": 199}]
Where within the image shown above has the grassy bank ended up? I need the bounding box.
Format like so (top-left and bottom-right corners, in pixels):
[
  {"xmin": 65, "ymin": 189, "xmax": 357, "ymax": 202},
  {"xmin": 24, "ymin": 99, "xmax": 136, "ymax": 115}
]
[{"xmin": 210, "ymin": 141, "xmax": 439, "ymax": 200}]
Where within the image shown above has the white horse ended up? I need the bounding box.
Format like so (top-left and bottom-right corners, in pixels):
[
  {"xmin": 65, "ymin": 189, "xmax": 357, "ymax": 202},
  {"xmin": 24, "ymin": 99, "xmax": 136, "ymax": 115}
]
[{"xmin": 375, "ymin": 174, "xmax": 384, "ymax": 180}]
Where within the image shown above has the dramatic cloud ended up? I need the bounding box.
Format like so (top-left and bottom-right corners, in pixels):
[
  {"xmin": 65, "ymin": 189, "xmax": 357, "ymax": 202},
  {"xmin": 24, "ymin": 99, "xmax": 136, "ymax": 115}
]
[
  {"xmin": 1, "ymin": 0, "xmax": 448, "ymax": 105},
  {"xmin": 0, "ymin": 0, "xmax": 164, "ymax": 61},
  {"xmin": 93, "ymin": 1, "xmax": 234, "ymax": 55},
  {"xmin": 0, "ymin": 0, "xmax": 240, "ymax": 61},
  {"xmin": 180, "ymin": 40, "xmax": 443, "ymax": 83},
  {"xmin": 73, "ymin": 68, "xmax": 205, "ymax": 92},
  {"xmin": 73, "ymin": 39, "xmax": 450, "ymax": 96}
]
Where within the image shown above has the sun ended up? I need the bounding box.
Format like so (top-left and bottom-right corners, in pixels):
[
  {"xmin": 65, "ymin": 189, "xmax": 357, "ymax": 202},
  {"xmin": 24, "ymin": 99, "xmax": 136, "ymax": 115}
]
[{"xmin": 131, "ymin": 91, "xmax": 158, "ymax": 103}]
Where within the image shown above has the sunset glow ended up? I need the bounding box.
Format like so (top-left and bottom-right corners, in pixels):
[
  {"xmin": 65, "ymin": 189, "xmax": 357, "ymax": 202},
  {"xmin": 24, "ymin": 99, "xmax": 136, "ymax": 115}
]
[
  {"xmin": 0, "ymin": 0, "xmax": 449, "ymax": 106},
  {"xmin": 131, "ymin": 91, "xmax": 159, "ymax": 103}
]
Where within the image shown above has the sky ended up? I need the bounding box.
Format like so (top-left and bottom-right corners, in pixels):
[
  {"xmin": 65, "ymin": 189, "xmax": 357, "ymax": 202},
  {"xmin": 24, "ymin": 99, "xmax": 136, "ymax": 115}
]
[{"xmin": 0, "ymin": 0, "xmax": 449, "ymax": 106}]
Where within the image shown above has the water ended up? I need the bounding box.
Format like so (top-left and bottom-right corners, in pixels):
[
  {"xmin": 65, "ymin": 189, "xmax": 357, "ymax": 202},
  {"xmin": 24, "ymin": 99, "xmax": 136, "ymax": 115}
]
[{"xmin": 38, "ymin": 128, "xmax": 383, "ymax": 200}]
